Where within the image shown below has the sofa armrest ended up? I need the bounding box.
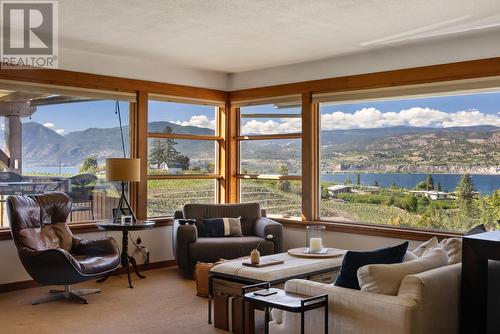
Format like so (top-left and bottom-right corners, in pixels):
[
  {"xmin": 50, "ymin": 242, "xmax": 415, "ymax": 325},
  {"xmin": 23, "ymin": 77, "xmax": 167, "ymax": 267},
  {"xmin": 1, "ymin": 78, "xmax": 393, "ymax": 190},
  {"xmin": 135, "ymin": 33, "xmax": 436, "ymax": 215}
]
[
  {"xmin": 172, "ymin": 219, "xmax": 198, "ymax": 272},
  {"xmin": 270, "ymin": 279, "xmax": 416, "ymax": 334},
  {"xmin": 254, "ymin": 217, "xmax": 283, "ymax": 253},
  {"xmin": 397, "ymin": 263, "xmax": 461, "ymax": 334}
]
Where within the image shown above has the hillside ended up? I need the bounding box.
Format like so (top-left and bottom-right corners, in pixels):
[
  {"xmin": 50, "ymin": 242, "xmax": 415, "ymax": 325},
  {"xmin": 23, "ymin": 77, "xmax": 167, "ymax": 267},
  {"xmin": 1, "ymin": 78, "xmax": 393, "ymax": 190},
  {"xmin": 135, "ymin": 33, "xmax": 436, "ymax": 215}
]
[{"xmin": 6, "ymin": 122, "xmax": 500, "ymax": 172}]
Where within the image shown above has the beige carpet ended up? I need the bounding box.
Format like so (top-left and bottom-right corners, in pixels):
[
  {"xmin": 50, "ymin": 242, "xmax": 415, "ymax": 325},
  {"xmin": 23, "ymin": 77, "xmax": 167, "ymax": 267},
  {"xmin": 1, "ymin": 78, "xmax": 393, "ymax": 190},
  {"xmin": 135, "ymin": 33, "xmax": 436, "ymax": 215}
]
[{"xmin": 0, "ymin": 267, "xmax": 232, "ymax": 334}]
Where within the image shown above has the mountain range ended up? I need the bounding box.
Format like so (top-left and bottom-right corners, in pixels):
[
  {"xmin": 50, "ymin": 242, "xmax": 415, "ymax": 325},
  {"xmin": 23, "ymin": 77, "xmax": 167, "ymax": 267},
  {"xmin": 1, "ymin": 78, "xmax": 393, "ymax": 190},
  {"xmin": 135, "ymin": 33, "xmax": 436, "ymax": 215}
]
[{"xmin": 3, "ymin": 122, "xmax": 499, "ymax": 169}]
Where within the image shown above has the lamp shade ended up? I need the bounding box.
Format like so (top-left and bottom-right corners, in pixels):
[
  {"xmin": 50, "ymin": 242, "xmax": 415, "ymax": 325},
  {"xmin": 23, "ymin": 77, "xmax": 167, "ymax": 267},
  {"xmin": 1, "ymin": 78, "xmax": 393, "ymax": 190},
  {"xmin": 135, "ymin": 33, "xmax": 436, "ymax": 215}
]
[{"xmin": 105, "ymin": 158, "xmax": 140, "ymax": 182}]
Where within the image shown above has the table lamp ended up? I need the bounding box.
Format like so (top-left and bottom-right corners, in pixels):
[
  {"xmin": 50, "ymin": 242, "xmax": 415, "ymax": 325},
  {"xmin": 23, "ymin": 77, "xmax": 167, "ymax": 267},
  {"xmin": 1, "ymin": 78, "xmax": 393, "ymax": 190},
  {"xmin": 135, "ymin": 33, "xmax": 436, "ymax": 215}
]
[{"xmin": 106, "ymin": 158, "xmax": 140, "ymax": 223}]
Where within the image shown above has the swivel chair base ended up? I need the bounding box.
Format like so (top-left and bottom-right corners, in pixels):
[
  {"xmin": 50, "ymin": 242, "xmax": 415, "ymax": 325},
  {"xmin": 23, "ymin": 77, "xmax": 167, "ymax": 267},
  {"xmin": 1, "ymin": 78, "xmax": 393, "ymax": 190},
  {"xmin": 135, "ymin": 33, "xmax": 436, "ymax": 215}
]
[{"xmin": 32, "ymin": 285, "xmax": 101, "ymax": 305}]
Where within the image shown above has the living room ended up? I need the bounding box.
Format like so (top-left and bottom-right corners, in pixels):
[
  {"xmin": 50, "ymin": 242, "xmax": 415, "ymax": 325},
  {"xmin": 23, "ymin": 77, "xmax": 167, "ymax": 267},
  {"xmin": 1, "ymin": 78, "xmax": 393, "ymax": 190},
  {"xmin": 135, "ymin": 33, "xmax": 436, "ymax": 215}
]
[{"xmin": 0, "ymin": 1, "xmax": 499, "ymax": 333}]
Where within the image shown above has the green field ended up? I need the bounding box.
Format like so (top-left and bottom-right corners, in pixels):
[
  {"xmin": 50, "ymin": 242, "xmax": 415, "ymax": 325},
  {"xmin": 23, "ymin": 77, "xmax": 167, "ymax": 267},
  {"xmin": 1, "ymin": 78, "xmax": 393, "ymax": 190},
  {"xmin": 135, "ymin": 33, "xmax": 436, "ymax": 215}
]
[{"xmin": 146, "ymin": 177, "xmax": 499, "ymax": 233}]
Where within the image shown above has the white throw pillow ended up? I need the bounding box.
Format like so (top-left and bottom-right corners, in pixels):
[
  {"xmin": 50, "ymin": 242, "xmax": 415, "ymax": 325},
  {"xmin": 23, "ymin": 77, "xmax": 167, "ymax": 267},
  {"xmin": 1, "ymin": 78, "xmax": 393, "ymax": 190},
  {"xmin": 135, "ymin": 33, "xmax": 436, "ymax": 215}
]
[
  {"xmin": 357, "ymin": 248, "xmax": 449, "ymax": 295},
  {"xmin": 403, "ymin": 251, "xmax": 418, "ymax": 262},
  {"xmin": 411, "ymin": 237, "xmax": 438, "ymax": 257},
  {"xmin": 438, "ymin": 237, "xmax": 462, "ymax": 264}
]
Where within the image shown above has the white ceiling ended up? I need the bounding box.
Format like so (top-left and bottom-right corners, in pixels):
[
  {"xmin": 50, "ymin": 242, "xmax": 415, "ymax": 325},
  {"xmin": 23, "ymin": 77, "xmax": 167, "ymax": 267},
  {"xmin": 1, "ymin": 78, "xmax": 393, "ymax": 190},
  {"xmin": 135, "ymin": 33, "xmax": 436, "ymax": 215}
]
[{"xmin": 55, "ymin": 0, "xmax": 500, "ymax": 89}]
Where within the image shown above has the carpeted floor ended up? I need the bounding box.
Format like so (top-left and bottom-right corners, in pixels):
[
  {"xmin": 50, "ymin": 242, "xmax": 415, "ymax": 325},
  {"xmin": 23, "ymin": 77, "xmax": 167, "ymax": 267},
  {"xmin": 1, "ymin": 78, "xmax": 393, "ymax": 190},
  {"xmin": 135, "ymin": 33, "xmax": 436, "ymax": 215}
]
[{"xmin": 0, "ymin": 267, "xmax": 231, "ymax": 334}]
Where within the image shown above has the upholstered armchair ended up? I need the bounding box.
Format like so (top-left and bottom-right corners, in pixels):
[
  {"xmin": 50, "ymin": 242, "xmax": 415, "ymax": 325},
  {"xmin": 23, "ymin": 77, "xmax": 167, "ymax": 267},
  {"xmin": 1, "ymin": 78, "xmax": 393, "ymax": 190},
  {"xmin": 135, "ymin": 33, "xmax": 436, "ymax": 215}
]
[
  {"xmin": 172, "ymin": 203, "xmax": 283, "ymax": 276},
  {"xmin": 7, "ymin": 192, "xmax": 120, "ymax": 305}
]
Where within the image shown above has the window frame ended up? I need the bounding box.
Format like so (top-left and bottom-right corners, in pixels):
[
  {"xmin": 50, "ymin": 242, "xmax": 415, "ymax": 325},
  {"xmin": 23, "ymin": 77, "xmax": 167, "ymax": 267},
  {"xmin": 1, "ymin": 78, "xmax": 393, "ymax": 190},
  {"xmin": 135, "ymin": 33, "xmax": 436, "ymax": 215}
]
[
  {"xmin": 235, "ymin": 99, "xmax": 303, "ymax": 218},
  {"xmin": 145, "ymin": 98, "xmax": 224, "ymax": 218}
]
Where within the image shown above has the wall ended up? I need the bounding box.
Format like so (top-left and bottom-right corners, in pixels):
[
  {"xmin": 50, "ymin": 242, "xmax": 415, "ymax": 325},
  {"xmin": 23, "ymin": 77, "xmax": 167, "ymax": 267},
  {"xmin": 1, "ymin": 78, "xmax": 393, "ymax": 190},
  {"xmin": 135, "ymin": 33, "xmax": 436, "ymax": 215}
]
[
  {"xmin": 0, "ymin": 224, "xmax": 424, "ymax": 285},
  {"xmin": 0, "ymin": 226, "xmax": 174, "ymax": 285}
]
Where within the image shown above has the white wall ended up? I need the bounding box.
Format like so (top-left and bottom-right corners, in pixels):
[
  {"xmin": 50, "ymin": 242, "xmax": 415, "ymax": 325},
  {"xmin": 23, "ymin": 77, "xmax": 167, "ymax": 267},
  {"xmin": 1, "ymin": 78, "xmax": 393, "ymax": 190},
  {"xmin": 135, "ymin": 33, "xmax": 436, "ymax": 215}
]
[
  {"xmin": 0, "ymin": 224, "xmax": 424, "ymax": 285},
  {"xmin": 0, "ymin": 226, "xmax": 174, "ymax": 285},
  {"xmin": 283, "ymin": 226, "xmax": 421, "ymax": 252}
]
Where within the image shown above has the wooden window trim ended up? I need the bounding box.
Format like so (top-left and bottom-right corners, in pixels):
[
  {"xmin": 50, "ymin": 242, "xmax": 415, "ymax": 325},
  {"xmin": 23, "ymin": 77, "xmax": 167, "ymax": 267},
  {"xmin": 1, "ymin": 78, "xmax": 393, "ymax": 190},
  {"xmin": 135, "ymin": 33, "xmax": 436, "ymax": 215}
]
[
  {"xmin": 236, "ymin": 133, "xmax": 302, "ymax": 140},
  {"xmin": 274, "ymin": 218, "xmax": 463, "ymax": 242},
  {"xmin": 240, "ymin": 113, "xmax": 301, "ymax": 118},
  {"xmin": 236, "ymin": 174, "xmax": 301, "ymax": 181},
  {"xmin": 147, "ymin": 174, "xmax": 223, "ymax": 180},
  {"xmin": 0, "ymin": 219, "xmax": 173, "ymax": 241},
  {"xmin": 148, "ymin": 132, "xmax": 222, "ymax": 141}
]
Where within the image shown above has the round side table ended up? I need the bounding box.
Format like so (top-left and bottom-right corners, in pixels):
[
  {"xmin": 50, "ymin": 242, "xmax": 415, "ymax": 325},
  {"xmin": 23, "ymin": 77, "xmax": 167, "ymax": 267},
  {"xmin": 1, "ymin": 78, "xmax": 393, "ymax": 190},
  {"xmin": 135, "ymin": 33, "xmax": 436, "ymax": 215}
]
[{"xmin": 96, "ymin": 220, "xmax": 155, "ymax": 288}]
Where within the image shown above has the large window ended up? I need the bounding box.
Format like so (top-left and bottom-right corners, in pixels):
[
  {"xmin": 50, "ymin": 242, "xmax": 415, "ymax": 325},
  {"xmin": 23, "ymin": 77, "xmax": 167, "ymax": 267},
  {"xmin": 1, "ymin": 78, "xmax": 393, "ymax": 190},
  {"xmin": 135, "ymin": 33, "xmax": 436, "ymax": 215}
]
[
  {"xmin": 146, "ymin": 99, "xmax": 221, "ymax": 217},
  {"xmin": 237, "ymin": 101, "xmax": 302, "ymax": 218},
  {"xmin": 0, "ymin": 84, "xmax": 133, "ymax": 228},
  {"xmin": 319, "ymin": 91, "xmax": 500, "ymax": 232}
]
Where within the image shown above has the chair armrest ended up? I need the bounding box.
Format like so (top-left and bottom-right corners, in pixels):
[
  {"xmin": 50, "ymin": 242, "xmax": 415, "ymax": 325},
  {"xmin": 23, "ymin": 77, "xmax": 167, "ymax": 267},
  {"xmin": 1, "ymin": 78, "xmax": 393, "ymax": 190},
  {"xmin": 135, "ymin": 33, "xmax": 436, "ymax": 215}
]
[
  {"xmin": 71, "ymin": 237, "xmax": 119, "ymax": 256},
  {"xmin": 270, "ymin": 279, "xmax": 416, "ymax": 334},
  {"xmin": 254, "ymin": 217, "xmax": 283, "ymax": 253},
  {"xmin": 172, "ymin": 219, "xmax": 198, "ymax": 272}
]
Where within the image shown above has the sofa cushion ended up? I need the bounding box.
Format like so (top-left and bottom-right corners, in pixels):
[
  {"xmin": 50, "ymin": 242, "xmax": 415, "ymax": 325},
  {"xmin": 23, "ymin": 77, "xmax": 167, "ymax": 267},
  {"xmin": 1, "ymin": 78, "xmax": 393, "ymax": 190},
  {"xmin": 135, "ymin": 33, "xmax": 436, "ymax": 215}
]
[
  {"xmin": 334, "ymin": 241, "xmax": 408, "ymax": 290},
  {"xmin": 203, "ymin": 217, "xmax": 243, "ymax": 237},
  {"xmin": 183, "ymin": 203, "xmax": 261, "ymax": 237},
  {"xmin": 438, "ymin": 237, "xmax": 462, "ymax": 264},
  {"xmin": 411, "ymin": 237, "xmax": 438, "ymax": 257},
  {"xmin": 358, "ymin": 248, "xmax": 449, "ymax": 295},
  {"xmin": 189, "ymin": 236, "xmax": 273, "ymax": 263}
]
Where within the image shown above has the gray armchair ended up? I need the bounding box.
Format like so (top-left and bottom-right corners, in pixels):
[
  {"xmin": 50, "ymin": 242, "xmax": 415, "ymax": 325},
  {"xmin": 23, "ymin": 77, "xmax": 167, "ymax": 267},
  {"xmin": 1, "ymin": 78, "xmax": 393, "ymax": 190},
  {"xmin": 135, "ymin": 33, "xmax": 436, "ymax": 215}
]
[{"xmin": 172, "ymin": 203, "xmax": 283, "ymax": 276}]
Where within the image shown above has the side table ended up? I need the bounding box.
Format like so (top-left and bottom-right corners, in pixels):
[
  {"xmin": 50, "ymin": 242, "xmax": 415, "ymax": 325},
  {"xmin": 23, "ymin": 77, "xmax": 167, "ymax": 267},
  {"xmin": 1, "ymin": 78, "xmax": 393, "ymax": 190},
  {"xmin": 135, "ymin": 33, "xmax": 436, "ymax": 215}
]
[
  {"xmin": 243, "ymin": 282, "xmax": 328, "ymax": 334},
  {"xmin": 96, "ymin": 220, "xmax": 155, "ymax": 288}
]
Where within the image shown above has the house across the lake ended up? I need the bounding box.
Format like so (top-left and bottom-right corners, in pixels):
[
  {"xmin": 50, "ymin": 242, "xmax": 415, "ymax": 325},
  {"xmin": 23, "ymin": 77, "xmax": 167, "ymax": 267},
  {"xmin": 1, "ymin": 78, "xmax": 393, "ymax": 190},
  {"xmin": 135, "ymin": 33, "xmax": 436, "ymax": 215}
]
[{"xmin": 155, "ymin": 162, "xmax": 183, "ymax": 174}]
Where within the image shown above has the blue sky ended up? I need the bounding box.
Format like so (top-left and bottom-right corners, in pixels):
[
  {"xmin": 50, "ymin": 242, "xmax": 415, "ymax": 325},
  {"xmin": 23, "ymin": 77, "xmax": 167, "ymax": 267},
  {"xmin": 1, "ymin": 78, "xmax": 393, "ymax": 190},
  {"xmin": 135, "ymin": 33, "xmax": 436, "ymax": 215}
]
[{"xmin": 22, "ymin": 91, "xmax": 500, "ymax": 135}]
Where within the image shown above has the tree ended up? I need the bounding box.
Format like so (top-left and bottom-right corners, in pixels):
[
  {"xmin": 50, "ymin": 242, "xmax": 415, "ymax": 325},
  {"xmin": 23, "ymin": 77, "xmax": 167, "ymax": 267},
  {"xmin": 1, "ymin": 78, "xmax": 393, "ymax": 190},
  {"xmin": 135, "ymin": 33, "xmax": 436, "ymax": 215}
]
[
  {"xmin": 373, "ymin": 180, "xmax": 379, "ymax": 187},
  {"xmin": 277, "ymin": 165, "xmax": 291, "ymax": 192},
  {"xmin": 175, "ymin": 155, "xmax": 190, "ymax": 170},
  {"xmin": 426, "ymin": 174, "xmax": 434, "ymax": 191},
  {"xmin": 80, "ymin": 156, "xmax": 98, "ymax": 174},
  {"xmin": 356, "ymin": 174, "xmax": 361, "ymax": 186},
  {"xmin": 148, "ymin": 126, "xmax": 182, "ymax": 169},
  {"xmin": 344, "ymin": 176, "xmax": 352, "ymax": 185},
  {"xmin": 437, "ymin": 182, "xmax": 442, "ymax": 192},
  {"xmin": 456, "ymin": 174, "xmax": 476, "ymax": 215}
]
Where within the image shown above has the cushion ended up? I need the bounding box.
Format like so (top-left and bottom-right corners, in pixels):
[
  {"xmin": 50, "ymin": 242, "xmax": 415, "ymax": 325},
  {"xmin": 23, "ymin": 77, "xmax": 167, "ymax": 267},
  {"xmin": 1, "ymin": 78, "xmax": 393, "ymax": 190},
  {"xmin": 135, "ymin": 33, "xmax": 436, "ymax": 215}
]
[
  {"xmin": 183, "ymin": 203, "xmax": 261, "ymax": 237},
  {"xmin": 465, "ymin": 224, "xmax": 487, "ymax": 236},
  {"xmin": 403, "ymin": 251, "xmax": 418, "ymax": 262},
  {"xmin": 358, "ymin": 248, "xmax": 449, "ymax": 295},
  {"xmin": 438, "ymin": 237, "xmax": 462, "ymax": 264},
  {"xmin": 334, "ymin": 241, "xmax": 408, "ymax": 290},
  {"xmin": 203, "ymin": 217, "xmax": 243, "ymax": 237},
  {"xmin": 411, "ymin": 237, "xmax": 438, "ymax": 257}
]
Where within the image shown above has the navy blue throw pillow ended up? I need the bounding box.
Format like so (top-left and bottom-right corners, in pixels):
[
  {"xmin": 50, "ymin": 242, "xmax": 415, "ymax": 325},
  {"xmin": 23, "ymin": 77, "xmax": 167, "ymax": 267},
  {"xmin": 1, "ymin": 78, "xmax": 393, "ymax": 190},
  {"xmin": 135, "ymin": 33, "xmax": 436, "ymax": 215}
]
[{"xmin": 334, "ymin": 241, "xmax": 409, "ymax": 290}]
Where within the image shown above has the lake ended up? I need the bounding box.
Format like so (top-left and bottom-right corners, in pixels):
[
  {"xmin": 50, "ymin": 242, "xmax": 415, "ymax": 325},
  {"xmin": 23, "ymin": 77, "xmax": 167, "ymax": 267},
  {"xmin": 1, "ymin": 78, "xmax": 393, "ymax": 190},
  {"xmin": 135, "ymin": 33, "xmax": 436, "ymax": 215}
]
[
  {"xmin": 321, "ymin": 173, "xmax": 500, "ymax": 195},
  {"xmin": 24, "ymin": 166, "xmax": 500, "ymax": 195}
]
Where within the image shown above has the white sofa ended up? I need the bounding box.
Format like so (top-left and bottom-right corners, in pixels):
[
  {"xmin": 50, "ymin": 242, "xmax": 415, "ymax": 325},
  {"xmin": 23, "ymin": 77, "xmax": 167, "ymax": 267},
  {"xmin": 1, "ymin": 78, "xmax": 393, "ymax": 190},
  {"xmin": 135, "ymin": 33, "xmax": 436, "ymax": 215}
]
[{"xmin": 269, "ymin": 263, "xmax": 461, "ymax": 334}]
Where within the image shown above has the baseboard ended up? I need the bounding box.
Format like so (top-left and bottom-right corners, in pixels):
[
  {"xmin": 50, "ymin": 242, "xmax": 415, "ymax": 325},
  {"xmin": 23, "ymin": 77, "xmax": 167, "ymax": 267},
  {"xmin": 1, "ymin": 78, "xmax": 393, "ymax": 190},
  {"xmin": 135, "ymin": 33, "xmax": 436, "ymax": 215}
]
[{"xmin": 0, "ymin": 259, "xmax": 177, "ymax": 294}]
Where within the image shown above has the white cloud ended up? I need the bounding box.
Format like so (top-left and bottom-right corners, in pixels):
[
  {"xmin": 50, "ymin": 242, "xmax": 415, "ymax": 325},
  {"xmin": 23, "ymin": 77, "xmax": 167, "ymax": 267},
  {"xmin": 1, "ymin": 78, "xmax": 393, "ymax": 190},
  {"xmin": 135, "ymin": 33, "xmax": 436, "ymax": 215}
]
[
  {"xmin": 55, "ymin": 129, "xmax": 65, "ymax": 135},
  {"xmin": 237, "ymin": 107, "xmax": 500, "ymax": 134},
  {"xmin": 174, "ymin": 115, "xmax": 215, "ymax": 129},
  {"xmin": 43, "ymin": 122, "xmax": 54, "ymax": 128},
  {"xmin": 320, "ymin": 107, "xmax": 500, "ymax": 130},
  {"xmin": 242, "ymin": 118, "xmax": 302, "ymax": 135}
]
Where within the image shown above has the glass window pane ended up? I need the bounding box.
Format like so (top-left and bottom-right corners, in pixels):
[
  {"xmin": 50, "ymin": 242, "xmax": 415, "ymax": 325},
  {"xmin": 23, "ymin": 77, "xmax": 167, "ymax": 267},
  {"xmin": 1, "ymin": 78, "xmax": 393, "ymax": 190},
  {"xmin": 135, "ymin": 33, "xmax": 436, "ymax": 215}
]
[
  {"xmin": 147, "ymin": 179, "xmax": 216, "ymax": 217},
  {"xmin": 0, "ymin": 95, "xmax": 130, "ymax": 227},
  {"xmin": 148, "ymin": 100, "xmax": 216, "ymax": 135},
  {"xmin": 240, "ymin": 139, "xmax": 301, "ymax": 175},
  {"xmin": 319, "ymin": 91, "xmax": 500, "ymax": 232},
  {"xmin": 240, "ymin": 104, "xmax": 301, "ymax": 135},
  {"xmin": 148, "ymin": 138, "xmax": 216, "ymax": 175},
  {"xmin": 240, "ymin": 179, "xmax": 301, "ymax": 219}
]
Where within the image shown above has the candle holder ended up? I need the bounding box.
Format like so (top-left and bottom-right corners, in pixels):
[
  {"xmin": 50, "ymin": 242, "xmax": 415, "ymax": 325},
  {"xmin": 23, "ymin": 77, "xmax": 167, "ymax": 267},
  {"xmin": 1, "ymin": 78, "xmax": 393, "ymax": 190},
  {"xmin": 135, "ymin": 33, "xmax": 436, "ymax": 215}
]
[{"xmin": 305, "ymin": 225, "xmax": 326, "ymax": 254}]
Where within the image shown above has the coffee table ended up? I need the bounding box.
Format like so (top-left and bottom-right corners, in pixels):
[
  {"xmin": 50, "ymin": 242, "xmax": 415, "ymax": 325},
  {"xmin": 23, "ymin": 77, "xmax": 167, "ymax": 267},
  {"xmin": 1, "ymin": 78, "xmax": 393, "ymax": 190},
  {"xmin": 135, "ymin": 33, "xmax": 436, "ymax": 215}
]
[{"xmin": 208, "ymin": 250, "xmax": 345, "ymax": 328}]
